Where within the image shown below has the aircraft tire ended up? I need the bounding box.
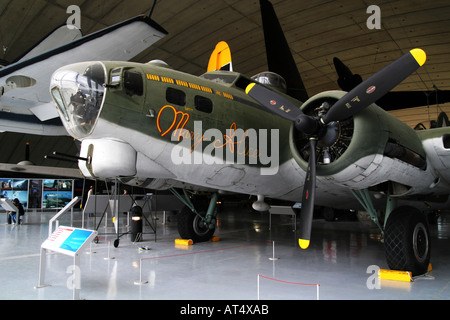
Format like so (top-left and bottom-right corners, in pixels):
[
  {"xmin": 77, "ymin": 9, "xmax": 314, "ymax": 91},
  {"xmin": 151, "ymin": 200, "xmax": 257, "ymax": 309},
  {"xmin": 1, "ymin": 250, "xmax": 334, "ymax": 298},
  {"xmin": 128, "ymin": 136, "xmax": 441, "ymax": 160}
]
[
  {"xmin": 177, "ymin": 199, "xmax": 215, "ymax": 243},
  {"xmin": 384, "ymin": 206, "xmax": 430, "ymax": 276}
]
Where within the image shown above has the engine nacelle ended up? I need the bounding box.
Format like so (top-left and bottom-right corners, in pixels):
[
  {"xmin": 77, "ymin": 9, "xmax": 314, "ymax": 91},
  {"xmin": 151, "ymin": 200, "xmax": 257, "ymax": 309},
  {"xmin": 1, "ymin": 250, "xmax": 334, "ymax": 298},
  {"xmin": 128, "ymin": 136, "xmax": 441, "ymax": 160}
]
[
  {"xmin": 290, "ymin": 91, "xmax": 428, "ymax": 192},
  {"xmin": 79, "ymin": 138, "xmax": 137, "ymax": 179}
]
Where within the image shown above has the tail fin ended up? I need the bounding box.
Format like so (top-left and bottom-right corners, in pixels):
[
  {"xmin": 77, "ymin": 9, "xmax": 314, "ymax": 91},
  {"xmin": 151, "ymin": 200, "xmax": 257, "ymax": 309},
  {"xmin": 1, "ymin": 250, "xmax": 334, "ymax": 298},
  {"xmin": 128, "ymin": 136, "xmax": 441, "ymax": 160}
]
[
  {"xmin": 207, "ymin": 41, "xmax": 233, "ymax": 72},
  {"xmin": 260, "ymin": 0, "xmax": 308, "ymax": 102},
  {"xmin": 333, "ymin": 57, "xmax": 363, "ymax": 91}
]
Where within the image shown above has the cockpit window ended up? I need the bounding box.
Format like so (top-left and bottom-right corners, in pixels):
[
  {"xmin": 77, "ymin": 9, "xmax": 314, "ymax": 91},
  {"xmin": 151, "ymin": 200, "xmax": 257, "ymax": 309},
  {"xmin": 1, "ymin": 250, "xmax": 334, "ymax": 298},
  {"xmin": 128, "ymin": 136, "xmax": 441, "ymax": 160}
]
[
  {"xmin": 124, "ymin": 70, "xmax": 143, "ymax": 96},
  {"xmin": 51, "ymin": 87, "xmax": 69, "ymax": 121},
  {"xmin": 50, "ymin": 62, "xmax": 106, "ymax": 139},
  {"xmin": 251, "ymin": 72, "xmax": 287, "ymax": 93},
  {"xmin": 201, "ymin": 72, "xmax": 238, "ymax": 84}
]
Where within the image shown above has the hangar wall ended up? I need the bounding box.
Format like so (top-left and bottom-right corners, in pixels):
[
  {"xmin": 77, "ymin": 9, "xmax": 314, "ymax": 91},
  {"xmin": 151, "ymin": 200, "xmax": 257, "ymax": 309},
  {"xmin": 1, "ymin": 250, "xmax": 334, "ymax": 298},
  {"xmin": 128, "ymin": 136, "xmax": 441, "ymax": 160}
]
[{"xmin": 0, "ymin": 178, "xmax": 79, "ymax": 209}]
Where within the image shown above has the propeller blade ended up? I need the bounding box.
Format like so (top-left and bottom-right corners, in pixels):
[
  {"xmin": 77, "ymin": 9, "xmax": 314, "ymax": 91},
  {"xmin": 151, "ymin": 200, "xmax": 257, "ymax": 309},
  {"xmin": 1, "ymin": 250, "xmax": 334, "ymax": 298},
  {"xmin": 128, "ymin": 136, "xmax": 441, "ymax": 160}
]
[
  {"xmin": 298, "ymin": 138, "xmax": 317, "ymax": 249},
  {"xmin": 246, "ymin": 83, "xmax": 320, "ymax": 134},
  {"xmin": 322, "ymin": 48, "xmax": 426, "ymax": 124},
  {"xmin": 245, "ymin": 83, "xmax": 302, "ymax": 121}
]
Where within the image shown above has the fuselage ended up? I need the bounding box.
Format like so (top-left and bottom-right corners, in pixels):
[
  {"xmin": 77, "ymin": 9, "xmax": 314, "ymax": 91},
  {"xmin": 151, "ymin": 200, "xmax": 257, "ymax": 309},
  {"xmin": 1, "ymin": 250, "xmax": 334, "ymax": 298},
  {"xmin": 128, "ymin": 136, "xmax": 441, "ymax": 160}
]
[{"xmin": 50, "ymin": 61, "xmax": 304, "ymax": 197}]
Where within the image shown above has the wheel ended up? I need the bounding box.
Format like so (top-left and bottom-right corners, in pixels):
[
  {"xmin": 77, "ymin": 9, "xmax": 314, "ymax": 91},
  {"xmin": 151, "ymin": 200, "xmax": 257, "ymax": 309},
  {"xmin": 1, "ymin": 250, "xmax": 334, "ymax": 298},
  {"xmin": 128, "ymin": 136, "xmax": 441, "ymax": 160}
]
[
  {"xmin": 177, "ymin": 198, "xmax": 215, "ymax": 243},
  {"xmin": 384, "ymin": 206, "xmax": 430, "ymax": 276},
  {"xmin": 113, "ymin": 239, "xmax": 120, "ymax": 248}
]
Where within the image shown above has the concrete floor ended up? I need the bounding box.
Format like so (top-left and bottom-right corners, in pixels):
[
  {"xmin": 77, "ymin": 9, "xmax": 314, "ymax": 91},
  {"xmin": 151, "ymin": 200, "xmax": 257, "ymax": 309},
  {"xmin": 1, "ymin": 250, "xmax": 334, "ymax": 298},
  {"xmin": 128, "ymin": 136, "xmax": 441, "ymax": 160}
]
[{"xmin": 1, "ymin": 203, "xmax": 450, "ymax": 301}]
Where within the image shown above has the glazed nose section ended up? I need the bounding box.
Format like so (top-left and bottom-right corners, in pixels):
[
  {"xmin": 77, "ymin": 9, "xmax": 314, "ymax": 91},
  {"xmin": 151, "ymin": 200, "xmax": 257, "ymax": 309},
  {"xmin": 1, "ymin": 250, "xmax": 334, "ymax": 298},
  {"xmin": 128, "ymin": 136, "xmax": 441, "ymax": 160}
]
[{"xmin": 50, "ymin": 62, "xmax": 106, "ymax": 139}]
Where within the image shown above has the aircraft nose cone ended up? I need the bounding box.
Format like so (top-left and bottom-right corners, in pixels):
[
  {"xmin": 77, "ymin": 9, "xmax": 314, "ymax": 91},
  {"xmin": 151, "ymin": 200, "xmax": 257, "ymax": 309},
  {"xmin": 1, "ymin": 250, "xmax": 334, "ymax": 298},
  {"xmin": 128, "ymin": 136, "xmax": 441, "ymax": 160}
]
[{"xmin": 50, "ymin": 62, "xmax": 106, "ymax": 139}]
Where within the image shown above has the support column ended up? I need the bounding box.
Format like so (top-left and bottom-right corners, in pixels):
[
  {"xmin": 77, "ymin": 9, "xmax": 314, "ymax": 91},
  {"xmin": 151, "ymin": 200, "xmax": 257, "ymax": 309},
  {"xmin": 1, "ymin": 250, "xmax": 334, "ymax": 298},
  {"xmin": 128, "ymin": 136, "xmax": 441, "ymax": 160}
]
[
  {"xmin": 205, "ymin": 192, "xmax": 218, "ymax": 229},
  {"xmin": 350, "ymin": 189, "xmax": 384, "ymax": 233},
  {"xmin": 384, "ymin": 195, "xmax": 397, "ymax": 228}
]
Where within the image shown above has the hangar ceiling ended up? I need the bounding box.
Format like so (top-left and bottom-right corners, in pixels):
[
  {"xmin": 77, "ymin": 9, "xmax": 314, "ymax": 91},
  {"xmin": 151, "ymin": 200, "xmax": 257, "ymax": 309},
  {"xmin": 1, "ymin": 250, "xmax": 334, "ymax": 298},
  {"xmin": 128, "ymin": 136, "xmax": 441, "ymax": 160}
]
[{"xmin": 0, "ymin": 0, "xmax": 449, "ymax": 167}]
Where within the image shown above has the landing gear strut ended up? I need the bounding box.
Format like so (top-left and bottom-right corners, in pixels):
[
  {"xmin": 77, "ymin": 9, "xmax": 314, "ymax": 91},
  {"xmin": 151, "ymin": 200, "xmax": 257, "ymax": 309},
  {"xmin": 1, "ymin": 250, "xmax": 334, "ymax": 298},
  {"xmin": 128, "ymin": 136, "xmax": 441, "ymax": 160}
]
[
  {"xmin": 351, "ymin": 188, "xmax": 431, "ymax": 276},
  {"xmin": 170, "ymin": 189, "xmax": 218, "ymax": 243}
]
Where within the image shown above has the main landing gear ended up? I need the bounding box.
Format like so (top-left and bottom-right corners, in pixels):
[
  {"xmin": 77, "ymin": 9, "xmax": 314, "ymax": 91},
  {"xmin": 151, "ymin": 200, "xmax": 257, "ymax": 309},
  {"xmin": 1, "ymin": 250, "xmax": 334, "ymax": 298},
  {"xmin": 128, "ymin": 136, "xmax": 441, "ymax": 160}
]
[
  {"xmin": 170, "ymin": 189, "xmax": 218, "ymax": 243},
  {"xmin": 351, "ymin": 188, "xmax": 431, "ymax": 276},
  {"xmin": 384, "ymin": 206, "xmax": 430, "ymax": 276}
]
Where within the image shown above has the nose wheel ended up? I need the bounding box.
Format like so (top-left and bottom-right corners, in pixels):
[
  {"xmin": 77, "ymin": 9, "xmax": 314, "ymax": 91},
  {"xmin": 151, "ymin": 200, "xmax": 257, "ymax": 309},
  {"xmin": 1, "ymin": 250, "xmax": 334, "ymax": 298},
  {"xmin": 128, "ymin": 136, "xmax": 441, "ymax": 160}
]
[{"xmin": 176, "ymin": 195, "xmax": 217, "ymax": 243}]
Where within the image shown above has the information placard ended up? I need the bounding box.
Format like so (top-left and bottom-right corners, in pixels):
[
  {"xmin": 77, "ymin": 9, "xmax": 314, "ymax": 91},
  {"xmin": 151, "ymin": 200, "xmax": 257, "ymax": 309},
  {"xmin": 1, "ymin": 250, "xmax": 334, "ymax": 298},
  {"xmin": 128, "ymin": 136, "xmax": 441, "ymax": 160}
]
[{"xmin": 42, "ymin": 226, "xmax": 97, "ymax": 256}]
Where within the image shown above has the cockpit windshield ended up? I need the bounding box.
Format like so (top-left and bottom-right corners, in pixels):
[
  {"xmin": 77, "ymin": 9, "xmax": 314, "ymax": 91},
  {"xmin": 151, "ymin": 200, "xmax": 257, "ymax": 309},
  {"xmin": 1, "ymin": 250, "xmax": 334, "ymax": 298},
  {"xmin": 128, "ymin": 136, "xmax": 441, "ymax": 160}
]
[{"xmin": 50, "ymin": 62, "xmax": 106, "ymax": 139}]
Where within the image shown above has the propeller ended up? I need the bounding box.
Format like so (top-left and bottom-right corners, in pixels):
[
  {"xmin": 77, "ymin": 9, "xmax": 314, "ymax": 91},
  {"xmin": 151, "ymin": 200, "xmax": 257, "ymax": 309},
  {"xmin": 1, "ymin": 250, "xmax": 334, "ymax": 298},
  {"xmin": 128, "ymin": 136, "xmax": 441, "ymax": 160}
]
[
  {"xmin": 246, "ymin": 48, "xmax": 426, "ymax": 249},
  {"xmin": 334, "ymin": 56, "xmax": 450, "ymax": 111}
]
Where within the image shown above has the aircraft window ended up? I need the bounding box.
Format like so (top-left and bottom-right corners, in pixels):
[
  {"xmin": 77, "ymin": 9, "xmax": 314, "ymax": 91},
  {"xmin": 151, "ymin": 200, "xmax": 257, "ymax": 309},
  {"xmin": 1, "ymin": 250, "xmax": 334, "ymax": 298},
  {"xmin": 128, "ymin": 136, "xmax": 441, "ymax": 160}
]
[
  {"xmin": 234, "ymin": 76, "xmax": 253, "ymax": 90},
  {"xmin": 110, "ymin": 67, "xmax": 122, "ymax": 84},
  {"xmin": 444, "ymin": 134, "xmax": 450, "ymax": 149},
  {"xmin": 166, "ymin": 87, "xmax": 186, "ymax": 106},
  {"xmin": 51, "ymin": 87, "xmax": 69, "ymax": 121},
  {"xmin": 124, "ymin": 70, "xmax": 143, "ymax": 96},
  {"xmin": 251, "ymin": 72, "xmax": 287, "ymax": 93},
  {"xmin": 195, "ymin": 95, "xmax": 213, "ymax": 113},
  {"xmin": 201, "ymin": 72, "xmax": 237, "ymax": 84}
]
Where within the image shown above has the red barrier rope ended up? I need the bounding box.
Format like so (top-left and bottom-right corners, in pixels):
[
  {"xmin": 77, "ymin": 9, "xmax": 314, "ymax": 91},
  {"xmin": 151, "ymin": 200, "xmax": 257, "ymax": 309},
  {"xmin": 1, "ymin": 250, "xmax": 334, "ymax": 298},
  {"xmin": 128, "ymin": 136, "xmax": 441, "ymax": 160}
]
[
  {"xmin": 95, "ymin": 237, "xmax": 110, "ymax": 242},
  {"xmin": 141, "ymin": 241, "xmax": 272, "ymax": 261},
  {"xmin": 258, "ymin": 274, "xmax": 320, "ymax": 287}
]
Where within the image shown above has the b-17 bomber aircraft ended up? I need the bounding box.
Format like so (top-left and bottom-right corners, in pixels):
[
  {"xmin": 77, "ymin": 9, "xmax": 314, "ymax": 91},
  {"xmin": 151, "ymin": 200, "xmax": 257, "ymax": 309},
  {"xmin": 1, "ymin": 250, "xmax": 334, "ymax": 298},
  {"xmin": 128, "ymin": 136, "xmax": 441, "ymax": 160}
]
[{"xmin": 12, "ymin": 0, "xmax": 450, "ymax": 276}]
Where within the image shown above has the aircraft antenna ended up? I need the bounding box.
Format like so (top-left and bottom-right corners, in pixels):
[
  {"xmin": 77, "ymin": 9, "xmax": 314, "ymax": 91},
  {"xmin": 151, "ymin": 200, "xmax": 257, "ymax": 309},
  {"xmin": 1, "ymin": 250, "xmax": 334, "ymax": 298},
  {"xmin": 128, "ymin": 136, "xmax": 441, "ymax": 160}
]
[{"xmin": 148, "ymin": 0, "xmax": 157, "ymax": 18}]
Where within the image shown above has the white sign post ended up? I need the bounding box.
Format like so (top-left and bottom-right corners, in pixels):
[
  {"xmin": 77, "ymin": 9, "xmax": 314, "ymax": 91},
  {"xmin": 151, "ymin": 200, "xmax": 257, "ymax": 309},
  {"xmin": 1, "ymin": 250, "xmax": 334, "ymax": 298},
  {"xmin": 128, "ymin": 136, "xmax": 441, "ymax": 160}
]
[{"xmin": 35, "ymin": 226, "xmax": 97, "ymax": 300}]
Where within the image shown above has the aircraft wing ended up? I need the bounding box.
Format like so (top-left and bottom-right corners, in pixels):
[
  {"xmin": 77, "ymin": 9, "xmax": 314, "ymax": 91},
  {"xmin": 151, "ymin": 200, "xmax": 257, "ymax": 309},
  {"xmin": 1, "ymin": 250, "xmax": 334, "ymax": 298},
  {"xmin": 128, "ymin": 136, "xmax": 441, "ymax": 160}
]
[
  {"xmin": 0, "ymin": 15, "xmax": 167, "ymax": 136},
  {"xmin": 0, "ymin": 163, "xmax": 83, "ymax": 179},
  {"xmin": 17, "ymin": 25, "xmax": 83, "ymax": 62}
]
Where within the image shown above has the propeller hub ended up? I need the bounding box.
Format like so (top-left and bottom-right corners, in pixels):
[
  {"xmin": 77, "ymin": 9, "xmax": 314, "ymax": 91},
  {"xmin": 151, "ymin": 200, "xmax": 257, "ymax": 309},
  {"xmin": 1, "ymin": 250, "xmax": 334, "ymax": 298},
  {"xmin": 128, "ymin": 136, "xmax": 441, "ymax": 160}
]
[
  {"xmin": 317, "ymin": 121, "xmax": 340, "ymax": 148},
  {"xmin": 294, "ymin": 115, "xmax": 320, "ymax": 135}
]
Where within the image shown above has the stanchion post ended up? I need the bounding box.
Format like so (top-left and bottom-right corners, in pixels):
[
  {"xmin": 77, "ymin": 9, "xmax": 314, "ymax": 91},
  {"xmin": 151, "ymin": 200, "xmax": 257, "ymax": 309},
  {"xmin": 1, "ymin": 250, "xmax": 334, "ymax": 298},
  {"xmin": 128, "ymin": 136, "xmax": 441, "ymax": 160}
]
[
  {"xmin": 257, "ymin": 274, "xmax": 260, "ymax": 300},
  {"xmin": 269, "ymin": 241, "xmax": 279, "ymax": 261},
  {"xmin": 86, "ymin": 241, "xmax": 96, "ymax": 254},
  {"xmin": 134, "ymin": 258, "xmax": 148, "ymax": 285},
  {"xmin": 104, "ymin": 240, "xmax": 115, "ymax": 260}
]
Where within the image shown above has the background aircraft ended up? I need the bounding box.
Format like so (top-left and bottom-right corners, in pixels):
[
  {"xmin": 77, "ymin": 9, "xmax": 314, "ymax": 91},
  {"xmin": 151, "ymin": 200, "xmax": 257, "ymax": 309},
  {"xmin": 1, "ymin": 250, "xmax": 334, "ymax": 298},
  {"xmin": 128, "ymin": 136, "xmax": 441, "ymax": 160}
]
[{"xmin": 0, "ymin": 13, "xmax": 167, "ymax": 136}]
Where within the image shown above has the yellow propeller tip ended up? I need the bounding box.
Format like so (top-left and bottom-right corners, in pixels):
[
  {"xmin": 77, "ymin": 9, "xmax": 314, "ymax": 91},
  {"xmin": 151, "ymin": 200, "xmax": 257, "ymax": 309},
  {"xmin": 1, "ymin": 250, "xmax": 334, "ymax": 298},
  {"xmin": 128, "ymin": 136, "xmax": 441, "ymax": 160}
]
[
  {"xmin": 245, "ymin": 83, "xmax": 256, "ymax": 94},
  {"xmin": 298, "ymin": 239, "xmax": 310, "ymax": 249},
  {"xmin": 410, "ymin": 48, "xmax": 426, "ymax": 66}
]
